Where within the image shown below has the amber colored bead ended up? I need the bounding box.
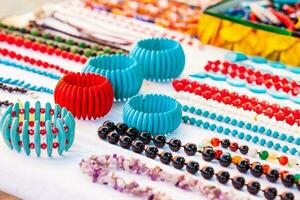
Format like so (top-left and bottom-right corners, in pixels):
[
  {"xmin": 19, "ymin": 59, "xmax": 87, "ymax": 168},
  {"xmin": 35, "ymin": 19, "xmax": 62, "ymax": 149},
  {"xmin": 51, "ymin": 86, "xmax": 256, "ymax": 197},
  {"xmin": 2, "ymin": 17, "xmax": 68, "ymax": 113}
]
[
  {"xmin": 262, "ymin": 164, "xmax": 270, "ymax": 174},
  {"xmin": 229, "ymin": 142, "xmax": 239, "ymax": 152},
  {"xmin": 278, "ymin": 156, "xmax": 288, "ymax": 165},
  {"xmin": 232, "ymin": 155, "xmax": 241, "ymax": 164},
  {"xmin": 211, "ymin": 137, "xmax": 220, "ymax": 147}
]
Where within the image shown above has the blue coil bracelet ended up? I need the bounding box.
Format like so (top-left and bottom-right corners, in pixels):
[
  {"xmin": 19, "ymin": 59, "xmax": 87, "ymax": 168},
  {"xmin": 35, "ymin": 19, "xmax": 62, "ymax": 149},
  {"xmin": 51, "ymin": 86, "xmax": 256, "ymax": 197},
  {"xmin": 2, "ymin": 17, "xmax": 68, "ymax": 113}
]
[
  {"xmin": 0, "ymin": 101, "xmax": 75, "ymax": 157},
  {"xmin": 83, "ymin": 54, "xmax": 143, "ymax": 101},
  {"xmin": 130, "ymin": 38, "xmax": 185, "ymax": 82},
  {"xmin": 123, "ymin": 94, "xmax": 182, "ymax": 136}
]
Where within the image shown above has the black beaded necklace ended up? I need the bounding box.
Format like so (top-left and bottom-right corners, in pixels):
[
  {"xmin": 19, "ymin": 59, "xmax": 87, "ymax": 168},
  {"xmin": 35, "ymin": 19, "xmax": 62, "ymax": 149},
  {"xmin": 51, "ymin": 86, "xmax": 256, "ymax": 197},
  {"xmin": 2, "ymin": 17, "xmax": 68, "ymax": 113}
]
[
  {"xmin": 96, "ymin": 121, "xmax": 296, "ymax": 200},
  {"xmin": 0, "ymin": 83, "xmax": 28, "ymax": 94}
]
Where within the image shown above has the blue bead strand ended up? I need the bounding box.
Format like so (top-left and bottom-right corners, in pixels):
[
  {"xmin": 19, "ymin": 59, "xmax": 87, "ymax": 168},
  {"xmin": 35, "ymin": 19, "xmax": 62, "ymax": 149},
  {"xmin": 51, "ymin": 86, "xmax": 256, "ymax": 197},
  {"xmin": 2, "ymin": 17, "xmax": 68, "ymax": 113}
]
[
  {"xmin": 0, "ymin": 58, "xmax": 61, "ymax": 80},
  {"xmin": 0, "ymin": 76, "xmax": 53, "ymax": 94},
  {"xmin": 182, "ymin": 115, "xmax": 300, "ymax": 156},
  {"xmin": 181, "ymin": 105, "xmax": 300, "ymax": 146}
]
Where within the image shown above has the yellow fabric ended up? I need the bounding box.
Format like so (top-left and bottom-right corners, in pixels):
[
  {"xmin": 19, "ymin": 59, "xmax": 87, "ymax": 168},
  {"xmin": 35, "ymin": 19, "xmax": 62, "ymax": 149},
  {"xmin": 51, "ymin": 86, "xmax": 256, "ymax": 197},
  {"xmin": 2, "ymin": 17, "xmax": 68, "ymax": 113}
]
[{"xmin": 198, "ymin": 14, "xmax": 300, "ymax": 66}]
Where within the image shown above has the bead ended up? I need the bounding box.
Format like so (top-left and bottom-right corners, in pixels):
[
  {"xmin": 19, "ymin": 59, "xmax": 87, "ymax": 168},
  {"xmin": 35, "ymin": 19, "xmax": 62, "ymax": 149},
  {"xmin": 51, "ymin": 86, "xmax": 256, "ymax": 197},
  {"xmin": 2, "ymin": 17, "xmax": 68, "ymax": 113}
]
[
  {"xmin": 159, "ymin": 151, "xmax": 173, "ymax": 165},
  {"xmin": 168, "ymin": 138, "xmax": 182, "ymax": 152},
  {"xmin": 266, "ymin": 169, "xmax": 279, "ymax": 183},
  {"xmin": 221, "ymin": 139, "xmax": 230, "ymax": 148},
  {"xmin": 131, "ymin": 140, "xmax": 145, "ymax": 154},
  {"xmin": 250, "ymin": 162, "xmax": 263, "ymax": 178},
  {"xmin": 210, "ymin": 137, "xmax": 220, "ymax": 147},
  {"xmin": 183, "ymin": 143, "xmax": 197, "ymax": 156},
  {"xmin": 97, "ymin": 125, "xmax": 110, "ymax": 140},
  {"xmin": 236, "ymin": 159, "xmax": 250, "ymax": 173},
  {"xmin": 216, "ymin": 170, "xmax": 230, "ymax": 184},
  {"xmin": 115, "ymin": 122, "xmax": 128, "ymax": 135},
  {"xmin": 264, "ymin": 187, "xmax": 277, "ymax": 200},
  {"xmin": 219, "ymin": 153, "xmax": 232, "ymax": 167},
  {"xmin": 200, "ymin": 166, "xmax": 214, "ymax": 179},
  {"xmin": 186, "ymin": 161, "xmax": 199, "ymax": 174},
  {"xmin": 138, "ymin": 132, "xmax": 152, "ymax": 144},
  {"xmin": 103, "ymin": 120, "xmax": 115, "ymax": 131},
  {"xmin": 231, "ymin": 155, "xmax": 241, "ymax": 164},
  {"xmin": 119, "ymin": 135, "xmax": 132, "ymax": 149},
  {"xmin": 107, "ymin": 132, "xmax": 120, "ymax": 145},
  {"xmin": 145, "ymin": 146, "xmax": 158, "ymax": 159},
  {"xmin": 126, "ymin": 127, "xmax": 139, "ymax": 140},
  {"xmin": 281, "ymin": 174, "xmax": 295, "ymax": 188},
  {"xmin": 172, "ymin": 156, "xmax": 185, "ymax": 169},
  {"xmin": 214, "ymin": 149, "xmax": 223, "ymax": 159},
  {"xmin": 229, "ymin": 142, "xmax": 238, "ymax": 151},
  {"xmin": 246, "ymin": 181, "xmax": 260, "ymax": 195},
  {"xmin": 239, "ymin": 145, "xmax": 249, "ymax": 154},
  {"xmin": 202, "ymin": 147, "xmax": 215, "ymax": 162},
  {"xmin": 232, "ymin": 176, "xmax": 245, "ymax": 190},
  {"xmin": 153, "ymin": 135, "xmax": 166, "ymax": 148},
  {"xmin": 259, "ymin": 151, "xmax": 269, "ymax": 160},
  {"xmin": 279, "ymin": 156, "xmax": 288, "ymax": 165},
  {"xmin": 280, "ymin": 192, "xmax": 294, "ymax": 200},
  {"xmin": 267, "ymin": 153, "xmax": 278, "ymax": 163}
]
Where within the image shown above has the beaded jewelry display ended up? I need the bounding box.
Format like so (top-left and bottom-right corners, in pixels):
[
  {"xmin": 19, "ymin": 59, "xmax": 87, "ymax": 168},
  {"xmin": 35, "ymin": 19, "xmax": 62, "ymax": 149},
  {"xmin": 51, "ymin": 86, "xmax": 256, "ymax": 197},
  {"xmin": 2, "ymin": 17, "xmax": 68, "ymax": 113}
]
[
  {"xmin": 203, "ymin": 137, "xmax": 300, "ymax": 170},
  {"xmin": 83, "ymin": 54, "xmax": 143, "ymax": 101},
  {"xmin": 80, "ymin": 154, "xmax": 245, "ymax": 200},
  {"xmin": 0, "ymin": 47, "xmax": 69, "ymax": 74},
  {"xmin": 54, "ymin": 72, "xmax": 114, "ymax": 119},
  {"xmin": 0, "ymin": 76, "xmax": 54, "ymax": 94},
  {"xmin": 123, "ymin": 94, "xmax": 182, "ymax": 135},
  {"xmin": 0, "ymin": 57, "xmax": 61, "ymax": 80},
  {"xmin": 0, "ymin": 101, "xmax": 75, "ymax": 157},
  {"xmin": 130, "ymin": 38, "xmax": 185, "ymax": 82},
  {"xmin": 172, "ymin": 79, "xmax": 300, "ymax": 127},
  {"xmin": 0, "ymin": 32, "xmax": 87, "ymax": 64},
  {"xmin": 96, "ymin": 121, "xmax": 295, "ymax": 200},
  {"xmin": 97, "ymin": 121, "xmax": 300, "ymax": 190}
]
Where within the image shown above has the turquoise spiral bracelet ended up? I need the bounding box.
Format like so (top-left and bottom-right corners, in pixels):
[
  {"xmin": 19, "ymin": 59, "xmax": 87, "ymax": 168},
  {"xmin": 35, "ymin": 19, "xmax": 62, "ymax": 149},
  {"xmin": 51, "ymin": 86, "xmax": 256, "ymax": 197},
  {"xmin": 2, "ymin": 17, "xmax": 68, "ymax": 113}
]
[
  {"xmin": 123, "ymin": 94, "xmax": 182, "ymax": 135},
  {"xmin": 182, "ymin": 105, "xmax": 300, "ymax": 146},
  {"xmin": 0, "ymin": 57, "xmax": 61, "ymax": 80},
  {"xmin": 182, "ymin": 115, "xmax": 299, "ymax": 156},
  {"xmin": 0, "ymin": 101, "xmax": 75, "ymax": 157},
  {"xmin": 130, "ymin": 38, "xmax": 185, "ymax": 82},
  {"xmin": 83, "ymin": 54, "xmax": 143, "ymax": 101}
]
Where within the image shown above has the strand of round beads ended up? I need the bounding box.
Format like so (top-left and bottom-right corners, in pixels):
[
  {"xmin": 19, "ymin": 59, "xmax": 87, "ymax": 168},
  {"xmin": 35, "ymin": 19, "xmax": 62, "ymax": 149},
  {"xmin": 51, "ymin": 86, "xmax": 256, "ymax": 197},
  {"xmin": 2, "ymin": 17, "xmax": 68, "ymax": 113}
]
[
  {"xmin": 172, "ymin": 79, "xmax": 300, "ymax": 127},
  {"xmin": 80, "ymin": 154, "xmax": 242, "ymax": 200},
  {"xmin": 0, "ymin": 83, "xmax": 27, "ymax": 94},
  {"xmin": 173, "ymin": 91, "xmax": 299, "ymax": 137},
  {"xmin": 181, "ymin": 104, "xmax": 300, "ymax": 146},
  {"xmin": 0, "ymin": 47, "xmax": 69, "ymax": 74},
  {"xmin": 0, "ymin": 57, "xmax": 61, "ymax": 80},
  {"xmin": 0, "ymin": 100, "xmax": 13, "ymax": 108},
  {"xmin": 204, "ymin": 60, "xmax": 300, "ymax": 96},
  {"xmin": 181, "ymin": 114, "xmax": 300, "ymax": 156},
  {"xmin": 204, "ymin": 137, "xmax": 300, "ymax": 170},
  {"xmin": 97, "ymin": 121, "xmax": 300, "ymax": 189},
  {"xmin": 96, "ymin": 124, "xmax": 295, "ymax": 200},
  {"xmin": 0, "ymin": 27, "xmax": 125, "ymax": 57},
  {"xmin": 0, "ymin": 31, "xmax": 87, "ymax": 64},
  {"xmin": 0, "ymin": 76, "xmax": 53, "ymax": 94}
]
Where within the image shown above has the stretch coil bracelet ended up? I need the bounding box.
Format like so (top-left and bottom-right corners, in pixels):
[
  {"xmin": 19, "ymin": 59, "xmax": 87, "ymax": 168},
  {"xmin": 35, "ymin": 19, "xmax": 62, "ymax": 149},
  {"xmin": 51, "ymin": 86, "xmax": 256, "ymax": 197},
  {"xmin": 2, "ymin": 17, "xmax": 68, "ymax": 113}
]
[
  {"xmin": 0, "ymin": 47, "xmax": 69, "ymax": 74},
  {"xmin": 174, "ymin": 91, "xmax": 299, "ymax": 136},
  {"xmin": 181, "ymin": 104, "xmax": 300, "ymax": 146},
  {"xmin": 203, "ymin": 137, "xmax": 300, "ymax": 170},
  {"xmin": 98, "ymin": 121, "xmax": 300, "ymax": 190},
  {"xmin": 0, "ymin": 32, "xmax": 87, "ymax": 64},
  {"xmin": 54, "ymin": 72, "xmax": 114, "ymax": 119},
  {"xmin": 0, "ymin": 57, "xmax": 61, "ymax": 80},
  {"xmin": 0, "ymin": 76, "xmax": 53, "ymax": 94},
  {"xmin": 80, "ymin": 154, "xmax": 246, "ymax": 200},
  {"xmin": 123, "ymin": 94, "xmax": 182, "ymax": 135},
  {"xmin": 96, "ymin": 122, "xmax": 295, "ymax": 200},
  {"xmin": 181, "ymin": 114, "xmax": 300, "ymax": 156},
  {"xmin": 0, "ymin": 101, "xmax": 75, "ymax": 157},
  {"xmin": 172, "ymin": 79, "xmax": 300, "ymax": 127}
]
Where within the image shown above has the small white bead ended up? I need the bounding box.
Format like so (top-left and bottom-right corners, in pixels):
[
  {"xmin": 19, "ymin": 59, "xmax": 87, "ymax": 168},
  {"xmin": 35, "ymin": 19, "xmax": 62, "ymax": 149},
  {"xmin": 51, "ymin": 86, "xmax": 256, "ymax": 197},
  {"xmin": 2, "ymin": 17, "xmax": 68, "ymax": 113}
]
[{"xmin": 247, "ymin": 148, "xmax": 257, "ymax": 157}]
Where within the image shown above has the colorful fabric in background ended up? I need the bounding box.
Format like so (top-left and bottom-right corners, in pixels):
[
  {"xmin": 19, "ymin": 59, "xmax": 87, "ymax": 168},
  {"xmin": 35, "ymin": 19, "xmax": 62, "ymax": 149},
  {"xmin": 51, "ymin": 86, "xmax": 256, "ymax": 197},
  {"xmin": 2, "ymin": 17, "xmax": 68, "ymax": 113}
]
[{"xmin": 198, "ymin": 14, "xmax": 300, "ymax": 66}]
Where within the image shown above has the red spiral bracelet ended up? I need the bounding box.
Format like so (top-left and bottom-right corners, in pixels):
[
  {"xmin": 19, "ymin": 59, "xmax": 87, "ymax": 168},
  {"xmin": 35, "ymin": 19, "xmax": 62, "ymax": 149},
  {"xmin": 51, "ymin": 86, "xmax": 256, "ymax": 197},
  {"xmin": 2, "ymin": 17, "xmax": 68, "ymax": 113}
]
[{"xmin": 54, "ymin": 72, "xmax": 114, "ymax": 119}]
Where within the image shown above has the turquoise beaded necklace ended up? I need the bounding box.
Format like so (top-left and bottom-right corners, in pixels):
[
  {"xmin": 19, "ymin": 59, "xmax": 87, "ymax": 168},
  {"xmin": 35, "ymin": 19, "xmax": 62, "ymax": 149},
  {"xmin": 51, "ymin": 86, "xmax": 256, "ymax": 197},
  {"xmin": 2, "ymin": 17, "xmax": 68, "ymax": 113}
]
[
  {"xmin": 0, "ymin": 57, "xmax": 61, "ymax": 80},
  {"xmin": 182, "ymin": 114, "xmax": 299, "ymax": 156}
]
